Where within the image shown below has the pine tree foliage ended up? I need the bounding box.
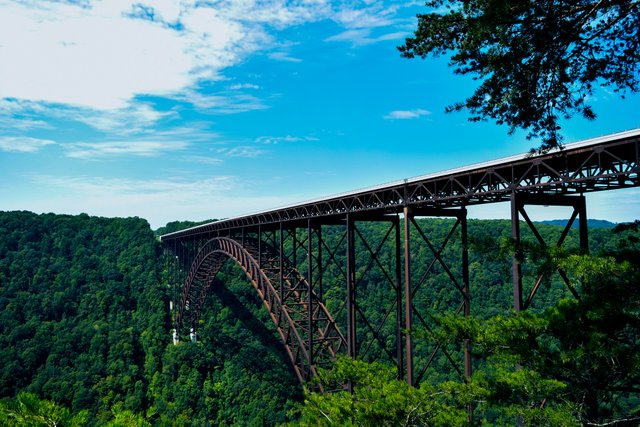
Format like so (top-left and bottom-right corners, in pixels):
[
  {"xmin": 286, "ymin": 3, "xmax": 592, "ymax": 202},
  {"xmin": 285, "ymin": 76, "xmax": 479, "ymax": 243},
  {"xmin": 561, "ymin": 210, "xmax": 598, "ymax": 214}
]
[{"xmin": 400, "ymin": 0, "xmax": 640, "ymax": 149}]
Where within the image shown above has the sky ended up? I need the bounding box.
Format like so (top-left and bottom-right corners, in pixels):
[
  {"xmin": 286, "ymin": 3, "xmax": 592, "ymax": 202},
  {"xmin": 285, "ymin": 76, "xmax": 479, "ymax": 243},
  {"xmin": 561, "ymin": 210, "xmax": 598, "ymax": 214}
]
[{"xmin": 1, "ymin": 0, "xmax": 639, "ymax": 229}]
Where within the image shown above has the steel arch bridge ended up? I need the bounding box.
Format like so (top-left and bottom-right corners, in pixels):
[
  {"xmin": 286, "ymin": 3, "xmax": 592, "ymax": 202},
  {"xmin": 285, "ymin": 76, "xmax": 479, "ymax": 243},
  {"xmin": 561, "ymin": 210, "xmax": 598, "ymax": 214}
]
[{"xmin": 161, "ymin": 128, "xmax": 640, "ymax": 386}]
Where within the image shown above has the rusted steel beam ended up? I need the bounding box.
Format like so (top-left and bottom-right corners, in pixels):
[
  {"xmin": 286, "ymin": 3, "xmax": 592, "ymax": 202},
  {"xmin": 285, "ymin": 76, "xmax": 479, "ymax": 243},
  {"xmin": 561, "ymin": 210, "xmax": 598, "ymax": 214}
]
[
  {"xmin": 346, "ymin": 214, "xmax": 357, "ymax": 360},
  {"xmin": 403, "ymin": 206, "xmax": 414, "ymax": 386}
]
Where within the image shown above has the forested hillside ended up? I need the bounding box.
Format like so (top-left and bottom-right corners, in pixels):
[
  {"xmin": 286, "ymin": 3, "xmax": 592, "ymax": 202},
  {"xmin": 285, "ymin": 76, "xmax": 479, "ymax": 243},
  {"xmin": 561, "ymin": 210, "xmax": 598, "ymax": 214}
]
[
  {"xmin": 0, "ymin": 210, "xmax": 637, "ymax": 425},
  {"xmin": 0, "ymin": 211, "xmax": 299, "ymax": 425}
]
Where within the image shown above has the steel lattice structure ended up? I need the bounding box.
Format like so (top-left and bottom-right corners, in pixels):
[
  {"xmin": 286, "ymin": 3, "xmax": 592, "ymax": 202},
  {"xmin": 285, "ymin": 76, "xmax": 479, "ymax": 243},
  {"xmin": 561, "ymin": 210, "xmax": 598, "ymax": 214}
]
[{"xmin": 161, "ymin": 128, "xmax": 640, "ymax": 386}]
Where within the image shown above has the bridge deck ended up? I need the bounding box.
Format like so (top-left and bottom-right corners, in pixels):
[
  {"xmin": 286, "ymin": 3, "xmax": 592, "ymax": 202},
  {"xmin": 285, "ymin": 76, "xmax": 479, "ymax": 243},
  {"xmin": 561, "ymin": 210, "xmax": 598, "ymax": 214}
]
[{"xmin": 161, "ymin": 128, "xmax": 639, "ymax": 241}]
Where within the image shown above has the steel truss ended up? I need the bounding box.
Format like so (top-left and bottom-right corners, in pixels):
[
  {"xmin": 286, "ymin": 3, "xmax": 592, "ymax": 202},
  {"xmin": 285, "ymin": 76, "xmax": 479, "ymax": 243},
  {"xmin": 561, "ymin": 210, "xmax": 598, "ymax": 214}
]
[
  {"xmin": 175, "ymin": 234, "xmax": 345, "ymax": 384},
  {"xmin": 168, "ymin": 209, "xmax": 474, "ymax": 386},
  {"xmin": 162, "ymin": 130, "xmax": 638, "ymax": 238},
  {"xmin": 161, "ymin": 129, "xmax": 639, "ymax": 386}
]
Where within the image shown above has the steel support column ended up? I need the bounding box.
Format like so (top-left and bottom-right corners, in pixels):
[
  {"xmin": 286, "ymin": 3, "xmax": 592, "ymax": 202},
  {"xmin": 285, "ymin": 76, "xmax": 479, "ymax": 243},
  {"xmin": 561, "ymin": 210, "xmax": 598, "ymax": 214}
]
[
  {"xmin": 346, "ymin": 214, "xmax": 357, "ymax": 360},
  {"xmin": 307, "ymin": 219, "xmax": 314, "ymax": 372},
  {"xmin": 257, "ymin": 225, "xmax": 262, "ymax": 270},
  {"xmin": 279, "ymin": 222, "xmax": 284, "ymax": 302},
  {"xmin": 395, "ymin": 214, "xmax": 403, "ymax": 380},
  {"xmin": 461, "ymin": 211, "xmax": 471, "ymax": 380},
  {"xmin": 511, "ymin": 192, "xmax": 524, "ymax": 311},
  {"xmin": 403, "ymin": 206, "xmax": 414, "ymax": 386}
]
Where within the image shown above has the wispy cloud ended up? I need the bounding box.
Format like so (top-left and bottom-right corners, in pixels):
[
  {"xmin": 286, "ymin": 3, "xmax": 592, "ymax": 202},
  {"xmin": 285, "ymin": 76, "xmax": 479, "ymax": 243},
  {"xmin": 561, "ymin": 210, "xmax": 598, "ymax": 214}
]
[
  {"xmin": 383, "ymin": 109, "xmax": 431, "ymax": 120},
  {"xmin": 333, "ymin": 5, "xmax": 396, "ymax": 29},
  {"xmin": 0, "ymin": 136, "xmax": 56, "ymax": 153},
  {"xmin": 257, "ymin": 135, "xmax": 319, "ymax": 144},
  {"xmin": 0, "ymin": 0, "xmax": 420, "ymax": 138},
  {"xmin": 218, "ymin": 146, "xmax": 266, "ymax": 158},
  {"xmin": 1, "ymin": 97, "xmax": 171, "ymax": 135},
  {"xmin": 18, "ymin": 173, "xmax": 303, "ymax": 228},
  {"xmin": 64, "ymin": 141, "xmax": 189, "ymax": 159},
  {"xmin": 30, "ymin": 174, "xmax": 236, "ymax": 196},
  {"xmin": 268, "ymin": 51, "xmax": 303, "ymax": 63},
  {"xmin": 0, "ymin": 99, "xmax": 52, "ymax": 131},
  {"xmin": 228, "ymin": 83, "xmax": 261, "ymax": 90},
  {"xmin": 70, "ymin": 103, "xmax": 174, "ymax": 134},
  {"xmin": 182, "ymin": 155, "xmax": 223, "ymax": 165},
  {"xmin": 147, "ymin": 124, "xmax": 221, "ymax": 142},
  {"xmin": 173, "ymin": 90, "xmax": 269, "ymax": 114},
  {"xmin": 326, "ymin": 2, "xmax": 420, "ymax": 46},
  {"xmin": 325, "ymin": 28, "xmax": 407, "ymax": 45},
  {"xmin": 1, "ymin": 1, "xmax": 416, "ymax": 110}
]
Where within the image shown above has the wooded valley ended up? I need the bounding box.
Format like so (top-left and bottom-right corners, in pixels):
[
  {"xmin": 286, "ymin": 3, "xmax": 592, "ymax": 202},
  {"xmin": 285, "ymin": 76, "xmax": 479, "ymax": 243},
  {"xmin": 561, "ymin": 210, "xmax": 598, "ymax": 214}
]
[{"xmin": 0, "ymin": 211, "xmax": 638, "ymax": 426}]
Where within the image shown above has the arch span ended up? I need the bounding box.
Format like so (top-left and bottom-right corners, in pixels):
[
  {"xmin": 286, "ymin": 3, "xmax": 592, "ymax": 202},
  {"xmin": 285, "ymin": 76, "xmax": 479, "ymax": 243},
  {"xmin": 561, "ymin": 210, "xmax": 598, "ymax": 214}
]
[{"xmin": 175, "ymin": 236, "xmax": 346, "ymax": 384}]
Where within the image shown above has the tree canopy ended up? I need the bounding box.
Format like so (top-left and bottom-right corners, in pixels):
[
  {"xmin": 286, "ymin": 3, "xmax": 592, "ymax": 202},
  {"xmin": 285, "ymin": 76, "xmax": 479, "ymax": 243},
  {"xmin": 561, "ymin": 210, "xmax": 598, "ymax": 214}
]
[
  {"xmin": 399, "ymin": 0, "xmax": 640, "ymax": 150},
  {"xmin": 1, "ymin": 211, "xmax": 637, "ymax": 425}
]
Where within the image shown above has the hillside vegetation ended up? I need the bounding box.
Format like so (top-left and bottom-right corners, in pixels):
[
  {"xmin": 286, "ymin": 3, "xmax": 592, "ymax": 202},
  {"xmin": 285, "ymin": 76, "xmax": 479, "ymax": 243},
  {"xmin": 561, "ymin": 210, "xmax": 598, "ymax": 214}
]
[
  {"xmin": 0, "ymin": 210, "xmax": 637, "ymax": 425},
  {"xmin": 0, "ymin": 211, "xmax": 299, "ymax": 426}
]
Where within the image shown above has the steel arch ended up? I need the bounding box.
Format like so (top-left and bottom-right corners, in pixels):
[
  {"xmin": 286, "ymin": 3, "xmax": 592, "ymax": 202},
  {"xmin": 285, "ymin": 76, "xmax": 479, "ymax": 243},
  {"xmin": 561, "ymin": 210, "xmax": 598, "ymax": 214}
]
[{"xmin": 175, "ymin": 236, "xmax": 346, "ymax": 385}]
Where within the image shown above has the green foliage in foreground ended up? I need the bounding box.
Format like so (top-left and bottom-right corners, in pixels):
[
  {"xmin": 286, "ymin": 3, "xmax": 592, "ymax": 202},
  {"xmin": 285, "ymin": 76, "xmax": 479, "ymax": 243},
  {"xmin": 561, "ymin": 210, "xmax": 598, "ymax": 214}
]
[
  {"xmin": 289, "ymin": 354, "xmax": 579, "ymax": 426},
  {"xmin": 0, "ymin": 392, "xmax": 88, "ymax": 426},
  {"xmin": 289, "ymin": 358, "xmax": 471, "ymax": 427},
  {"xmin": 291, "ymin": 235, "xmax": 640, "ymax": 426}
]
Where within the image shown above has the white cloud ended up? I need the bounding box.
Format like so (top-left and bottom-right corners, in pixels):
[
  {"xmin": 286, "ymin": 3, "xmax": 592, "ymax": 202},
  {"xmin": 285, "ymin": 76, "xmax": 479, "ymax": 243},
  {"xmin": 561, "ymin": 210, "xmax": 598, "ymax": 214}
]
[
  {"xmin": 1, "ymin": 1, "xmax": 193, "ymax": 110},
  {"xmin": 30, "ymin": 173, "xmax": 235, "ymax": 196},
  {"xmin": 333, "ymin": 6, "xmax": 394, "ymax": 29},
  {"xmin": 68, "ymin": 103, "xmax": 174, "ymax": 134},
  {"xmin": 326, "ymin": 2, "xmax": 421, "ymax": 45},
  {"xmin": 325, "ymin": 28, "xmax": 407, "ymax": 46},
  {"xmin": 0, "ymin": 0, "xmax": 418, "ymax": 136},
  {"xmin": 0, "ymin": 0, "xmax": 333, "ymax": 112},
  {"xmin": 383, "ymin": 109, "xmax": 431, "ymax": 119},
  {"xmin": 0, "ymin": 136, "xmax": 56, "ymax": 152},
  {"xmin": 0, "ymin": 99, "xmax": 52, "ymax": 131},
  {"xmin": 64, "ymin": 140, "xmax": 189, "ymax": 159}
]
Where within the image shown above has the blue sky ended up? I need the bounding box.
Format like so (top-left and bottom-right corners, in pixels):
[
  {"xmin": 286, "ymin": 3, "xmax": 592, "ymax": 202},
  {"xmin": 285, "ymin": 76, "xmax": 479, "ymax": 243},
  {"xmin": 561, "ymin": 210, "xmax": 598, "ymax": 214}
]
[{"xmin": 1, "ymin": 0, "xmax": 639, "ymax": 229}]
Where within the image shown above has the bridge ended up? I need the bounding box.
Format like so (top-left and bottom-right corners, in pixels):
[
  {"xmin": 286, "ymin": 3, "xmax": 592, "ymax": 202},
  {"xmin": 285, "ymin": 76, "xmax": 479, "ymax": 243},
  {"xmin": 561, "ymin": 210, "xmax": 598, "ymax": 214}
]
[{"xmin": 160, "ymin": 128, "xmax": 640, "ymax": 387}]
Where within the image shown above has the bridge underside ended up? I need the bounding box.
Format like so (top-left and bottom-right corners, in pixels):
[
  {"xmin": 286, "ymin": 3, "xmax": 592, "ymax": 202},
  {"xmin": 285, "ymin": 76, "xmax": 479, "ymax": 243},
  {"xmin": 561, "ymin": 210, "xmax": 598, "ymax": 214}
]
[
  {"xmin": 162, "ymin": 130, "xmax": 638, "ymax": 386},
  {"xmin": 165, "ymin": 193, "xmax": 594, "ymax": 386}
]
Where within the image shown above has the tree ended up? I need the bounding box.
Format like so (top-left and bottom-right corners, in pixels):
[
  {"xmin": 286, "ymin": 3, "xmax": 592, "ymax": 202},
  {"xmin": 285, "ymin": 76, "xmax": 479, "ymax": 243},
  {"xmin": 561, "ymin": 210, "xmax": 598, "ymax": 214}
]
[
  {"xmin": 288, "ymin": 356, "xmax": 579, "ymax": 426},
  {"xmin": 399, "ymin": 0, "xmax": 640, "ymax": 150},
  {"xmin": 435, "ymin": 253, "xmax": 640, "ymax": 425},
  {"xmin": 0, "ymin": 392, "xmax": 88, "ymax": 427},
  {"xmin": 288, "ymin": 357, "xmax": 471, "ymax": 426}
]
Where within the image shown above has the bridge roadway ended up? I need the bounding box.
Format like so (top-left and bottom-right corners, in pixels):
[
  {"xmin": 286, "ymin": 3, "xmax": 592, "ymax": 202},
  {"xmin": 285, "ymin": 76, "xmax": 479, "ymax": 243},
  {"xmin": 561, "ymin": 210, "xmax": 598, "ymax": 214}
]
[{"xmin": 161, "ymin": 128, "xmax": 640, "ymax": 386}]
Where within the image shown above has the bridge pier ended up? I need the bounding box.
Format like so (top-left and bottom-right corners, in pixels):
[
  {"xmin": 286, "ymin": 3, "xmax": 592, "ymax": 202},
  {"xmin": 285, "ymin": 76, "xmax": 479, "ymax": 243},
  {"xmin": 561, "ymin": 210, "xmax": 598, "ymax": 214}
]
[
  {"xmin": 511, "ymin": 192, "xmax": 588, "ymax": 311},
  {"xmin": 403, "ymin": 207, "xmax": 470, "ymax": 386}
]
